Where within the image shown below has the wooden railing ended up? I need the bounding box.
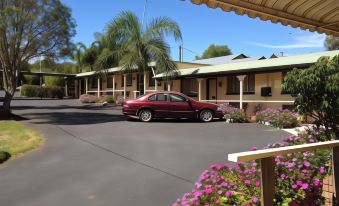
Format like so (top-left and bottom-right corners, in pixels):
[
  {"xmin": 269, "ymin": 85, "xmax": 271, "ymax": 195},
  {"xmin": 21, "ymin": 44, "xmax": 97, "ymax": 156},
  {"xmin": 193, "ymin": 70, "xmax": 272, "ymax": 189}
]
[{"xmin": 228, "ymin": 140, "xmax": 339, "ymax": 206}]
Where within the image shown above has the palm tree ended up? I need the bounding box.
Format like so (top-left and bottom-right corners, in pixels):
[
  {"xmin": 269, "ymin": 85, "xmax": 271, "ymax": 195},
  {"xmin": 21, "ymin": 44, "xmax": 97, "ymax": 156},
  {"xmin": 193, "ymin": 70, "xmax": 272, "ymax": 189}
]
[
  {"xmin": 96, "ymin": 11, "xmax": 182, "ymax": 91},
  {"xmin": 72, "ymin": 42, "xmax": 87, "ymax": 73}
]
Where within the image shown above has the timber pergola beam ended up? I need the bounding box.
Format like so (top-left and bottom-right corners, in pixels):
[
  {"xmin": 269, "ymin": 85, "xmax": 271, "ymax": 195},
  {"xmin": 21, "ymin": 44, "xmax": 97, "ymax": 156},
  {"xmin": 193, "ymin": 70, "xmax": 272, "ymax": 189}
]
[{"xmin": 228, "ymin": 140, "xmax": 339, "ymax": 205}]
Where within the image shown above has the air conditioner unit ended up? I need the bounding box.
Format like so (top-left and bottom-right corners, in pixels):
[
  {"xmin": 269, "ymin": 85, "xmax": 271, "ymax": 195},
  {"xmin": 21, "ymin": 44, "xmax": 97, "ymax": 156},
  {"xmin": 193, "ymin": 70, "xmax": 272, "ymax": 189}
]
[{"xmin": 261, "ymin": 87, "xmax": 272, "ymax": 96}]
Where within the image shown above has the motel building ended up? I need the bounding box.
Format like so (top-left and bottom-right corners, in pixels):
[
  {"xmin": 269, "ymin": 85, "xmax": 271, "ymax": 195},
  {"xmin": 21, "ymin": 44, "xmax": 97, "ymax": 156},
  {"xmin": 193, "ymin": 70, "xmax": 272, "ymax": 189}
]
[{"xmin": 74, "ymin": 50, "xmax": 339, "ymax": 114}]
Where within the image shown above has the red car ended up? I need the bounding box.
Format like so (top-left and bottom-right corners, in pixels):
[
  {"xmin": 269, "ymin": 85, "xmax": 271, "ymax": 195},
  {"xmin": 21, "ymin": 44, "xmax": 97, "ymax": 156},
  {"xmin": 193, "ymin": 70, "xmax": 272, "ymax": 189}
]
[{"xmin": 122, "ymin": 91, "xmax": 223, "ymax": 122}]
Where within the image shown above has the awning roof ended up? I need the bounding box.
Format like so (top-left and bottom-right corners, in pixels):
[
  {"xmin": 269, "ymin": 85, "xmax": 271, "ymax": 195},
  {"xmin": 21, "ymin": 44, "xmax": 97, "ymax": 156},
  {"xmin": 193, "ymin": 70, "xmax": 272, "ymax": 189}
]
[
  {"xmin": 154, "ymin": 50, "xmax": 339, "ymax": 79},
  {"xmin": 190, "ymin": 0, "xmax": 339, "ymax": 36}
]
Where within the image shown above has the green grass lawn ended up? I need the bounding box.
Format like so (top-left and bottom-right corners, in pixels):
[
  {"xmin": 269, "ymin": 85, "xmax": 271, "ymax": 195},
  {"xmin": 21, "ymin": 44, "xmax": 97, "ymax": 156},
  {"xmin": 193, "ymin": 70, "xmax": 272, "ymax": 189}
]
[{"xmin": 0, "ymin": 121, "xmax": 44, "ymax": 163}]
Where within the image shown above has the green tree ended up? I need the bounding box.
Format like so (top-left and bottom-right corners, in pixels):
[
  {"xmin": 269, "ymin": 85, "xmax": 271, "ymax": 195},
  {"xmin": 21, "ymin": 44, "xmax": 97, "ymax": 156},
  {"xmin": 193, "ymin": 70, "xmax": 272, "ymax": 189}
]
[
  {"xmin": 0, "ymin": 0, "xmax": 75, "ymax": 115},
  {"xmin": 71, "ymin": 42, "xmax": 87, "ymax": 73},
  {"xmin": 282, "ymin": 55, "xmax": 339, "ymax": 139},
  {"xmin": 96, "ymin": 11, "xmax": 182, "ymax": 86},
  {"xmin": 325, "ymin": 35, "xmax": 339, "ymax": 51},
  {"xmin": 82, "ymin": 41, "xmax": 102, "ymax": 71},
  {"xmin": 196, "ymin": 44, "xmax": 232, "ymax": 60}
]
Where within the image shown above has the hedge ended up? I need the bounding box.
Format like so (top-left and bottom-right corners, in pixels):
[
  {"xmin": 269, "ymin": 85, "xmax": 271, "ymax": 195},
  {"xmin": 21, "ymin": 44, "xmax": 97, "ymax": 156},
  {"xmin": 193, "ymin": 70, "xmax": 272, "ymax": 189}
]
[{"xmin": 21, "ymin": 84, "xmax": 64, "ymax": 99}]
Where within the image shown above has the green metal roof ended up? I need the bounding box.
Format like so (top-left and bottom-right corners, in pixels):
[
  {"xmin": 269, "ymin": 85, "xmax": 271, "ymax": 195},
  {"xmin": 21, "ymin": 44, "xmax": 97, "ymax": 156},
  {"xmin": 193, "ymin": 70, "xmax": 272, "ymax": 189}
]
[{"xmin": 154, "ymin": 50, "xmax": 339, "ymax": 79}]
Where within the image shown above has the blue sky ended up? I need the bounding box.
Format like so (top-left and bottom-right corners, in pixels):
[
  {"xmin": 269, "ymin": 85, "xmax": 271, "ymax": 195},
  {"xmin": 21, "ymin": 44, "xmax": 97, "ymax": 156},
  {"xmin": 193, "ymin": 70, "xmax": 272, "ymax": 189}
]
[{"xmin": 61, "ymin": 0, "xmax": 326, "ymax": 62}]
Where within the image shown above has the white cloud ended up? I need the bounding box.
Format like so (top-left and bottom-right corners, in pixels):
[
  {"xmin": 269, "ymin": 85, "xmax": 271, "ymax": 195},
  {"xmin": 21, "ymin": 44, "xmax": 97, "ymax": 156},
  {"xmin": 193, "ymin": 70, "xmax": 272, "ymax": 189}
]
[{"xmin": 245, "ymin": 34, "xmax": 326, "ymax": 49}]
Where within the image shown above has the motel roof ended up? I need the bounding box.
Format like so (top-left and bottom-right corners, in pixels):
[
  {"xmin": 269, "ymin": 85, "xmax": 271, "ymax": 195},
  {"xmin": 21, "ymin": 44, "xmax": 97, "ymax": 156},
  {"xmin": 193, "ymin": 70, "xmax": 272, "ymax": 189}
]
[
  {"xmin": 154, "ymin": 50, "xmax": 339, "ymax": 79},
  {"xmin": 75, "ymin": 61, "xmax": 207, "ymax": 78},
  {"xmin": 189, "ymin": 0, "xmax": 339, "ymax": 36}
]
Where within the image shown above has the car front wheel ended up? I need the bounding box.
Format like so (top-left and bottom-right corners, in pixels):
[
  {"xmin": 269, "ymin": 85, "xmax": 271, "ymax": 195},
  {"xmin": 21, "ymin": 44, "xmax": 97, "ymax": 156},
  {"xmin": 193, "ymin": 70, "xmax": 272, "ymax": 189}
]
[
  {"xmin": 139, "ymin": 109, "xmax": 153, "ymax": 122},
  {"xmin": 199, "ymin": 109, "xmax": 214, "ymax": 122}
]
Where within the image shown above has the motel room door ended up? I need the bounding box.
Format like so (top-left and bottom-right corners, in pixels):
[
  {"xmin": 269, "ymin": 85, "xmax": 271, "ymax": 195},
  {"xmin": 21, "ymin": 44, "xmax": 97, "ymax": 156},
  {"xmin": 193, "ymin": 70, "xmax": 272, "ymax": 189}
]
[{"xmin": 206, "ymin": 78, "xmax": 217, "ymax": 102}]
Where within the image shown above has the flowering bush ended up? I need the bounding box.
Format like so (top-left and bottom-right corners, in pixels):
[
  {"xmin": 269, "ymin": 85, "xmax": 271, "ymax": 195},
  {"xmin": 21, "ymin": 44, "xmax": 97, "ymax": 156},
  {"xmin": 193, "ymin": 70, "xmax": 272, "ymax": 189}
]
[
  {"xmin": 174, "ymin": 127, "xmax": 333, "ymax": 206},
  {"xmin": 79, "ymin": 94, "xmax": 97, "ymax": 103},
  {"xmin": 256, "ymin": 108, "xmax": 300, "ymax": 128},
  {"xmin": 218, "ymin": 103, "xmax": 247, "ymax": 123},
  {"xmin": 115, "ymin": 95, "xmax": 124, "ymax": 105}
]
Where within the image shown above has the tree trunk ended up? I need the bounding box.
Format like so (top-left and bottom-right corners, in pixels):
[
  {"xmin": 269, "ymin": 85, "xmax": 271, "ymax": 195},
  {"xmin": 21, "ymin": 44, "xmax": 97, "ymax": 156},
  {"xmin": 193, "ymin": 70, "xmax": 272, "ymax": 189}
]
[{"xmin": 0, "ymin": 91, "xmax": 12, "ymax": 118}]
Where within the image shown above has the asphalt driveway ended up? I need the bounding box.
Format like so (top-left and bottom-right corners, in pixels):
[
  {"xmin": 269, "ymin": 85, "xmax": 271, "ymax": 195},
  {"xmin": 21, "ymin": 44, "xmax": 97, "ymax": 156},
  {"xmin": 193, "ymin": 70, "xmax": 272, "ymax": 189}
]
[{"xmin": 0, "ymin": 99, "xmax": 291, "ymax": 206}]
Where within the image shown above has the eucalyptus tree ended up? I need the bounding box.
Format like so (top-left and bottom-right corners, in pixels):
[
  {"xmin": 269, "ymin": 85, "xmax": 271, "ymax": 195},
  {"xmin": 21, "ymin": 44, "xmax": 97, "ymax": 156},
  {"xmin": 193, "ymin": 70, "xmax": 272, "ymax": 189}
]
[
  {"xmin": 96, "ymin": 11, "xmax": 182, "ymax": 90},
  {"xmin": 0, "ymin": 0, "xmax": 75, "ymax": 115}
]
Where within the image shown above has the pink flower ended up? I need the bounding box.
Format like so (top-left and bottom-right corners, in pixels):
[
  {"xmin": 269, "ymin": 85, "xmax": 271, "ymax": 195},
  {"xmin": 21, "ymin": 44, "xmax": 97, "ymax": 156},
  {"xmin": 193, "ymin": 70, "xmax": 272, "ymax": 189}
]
[
  {"xmin": 250, "ymin": 146, "xmax": 257, "ymax": 151},
  {"xmin": 320, "ymin": 167, "xmax": 326, "ymax": 174},
  {"xmin": 225, "ymin": 190, "xmax": 233, "ymax": 197},
  {"xmin": 313, "ymin": 179, "xmax": 321, "ymax": 186},
  {"xmin": 304, "ymin": 161, "xmax": 311, "ymax": 167},
  {"xmin": 253, "ymin": 196, "xmax": 258, "ymax": 203},
  {"xmin": 301, "ymin": 183, "xmax": 309, "ymax": 190},
  {"xmin": 255, "ymin": 181, "xmax": 261, "ymax": 187},
  {"xmin": 292, "ymin": 184, "xmax": 298, "ymax": 189},
  {"xmin": 244, "ymin": 180, "xmax": 251, "ymax": 184}
]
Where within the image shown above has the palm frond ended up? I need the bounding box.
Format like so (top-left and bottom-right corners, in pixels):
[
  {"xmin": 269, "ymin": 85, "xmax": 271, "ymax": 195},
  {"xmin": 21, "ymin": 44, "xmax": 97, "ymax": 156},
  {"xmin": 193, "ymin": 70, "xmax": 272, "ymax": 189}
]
[{"xmin": 144, "ymin": 17, "xmax": 182, "ymax": 42}]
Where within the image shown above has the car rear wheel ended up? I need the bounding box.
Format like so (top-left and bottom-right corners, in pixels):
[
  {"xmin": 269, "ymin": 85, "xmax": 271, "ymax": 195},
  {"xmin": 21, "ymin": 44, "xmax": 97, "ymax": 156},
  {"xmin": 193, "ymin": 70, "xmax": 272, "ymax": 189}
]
[
  {"xmin": 199, "ymin": 109, "xmax": 213, "ymax": 122},
  {"xmin": 139, "ymin": 109, "xmax": 153, "ymax": 122}
]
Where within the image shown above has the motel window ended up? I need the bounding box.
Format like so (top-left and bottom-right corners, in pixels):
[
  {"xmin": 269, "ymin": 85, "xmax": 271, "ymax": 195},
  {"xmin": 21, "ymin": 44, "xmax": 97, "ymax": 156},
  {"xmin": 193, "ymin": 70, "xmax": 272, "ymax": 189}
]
[
  {"xmin": 227, "ymin": 74, "xmax": 255, "ymax": 94},
  {"xmin": 148, "ymin": 72, "xmax": 155, "ymax": 87},
  {"xmin": 121, "ymin": 73, "xmax": 133, "ymax": 87},
  {"xmin": 107, "ymin": 76, "xmax": 113, "ymax": 88},
  {"xmin": 91, "ymin": 78, "xmax": 97, "ymax": 89},
  {"xmin": 181, "ymin": 79, "xmax": 198, "ymax": 97}
]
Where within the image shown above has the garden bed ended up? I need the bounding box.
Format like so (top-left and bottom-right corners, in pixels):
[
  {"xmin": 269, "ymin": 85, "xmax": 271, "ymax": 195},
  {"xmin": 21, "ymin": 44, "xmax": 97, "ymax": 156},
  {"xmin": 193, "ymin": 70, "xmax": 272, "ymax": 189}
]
[
  {"xmin": 173, "ymin": 127, "xmax": 334, "ymax": 206},
  {"xmin": 79, "ymin": 94, "xmax": 124, "ymax": 106}
]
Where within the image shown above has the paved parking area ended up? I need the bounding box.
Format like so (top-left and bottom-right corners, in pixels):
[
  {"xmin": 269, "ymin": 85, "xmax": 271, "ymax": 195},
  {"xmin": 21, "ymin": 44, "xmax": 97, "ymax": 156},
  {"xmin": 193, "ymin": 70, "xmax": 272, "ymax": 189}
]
[{"xmin": 0, "ymin": 99, "xmax": 291, "ymax": 206}]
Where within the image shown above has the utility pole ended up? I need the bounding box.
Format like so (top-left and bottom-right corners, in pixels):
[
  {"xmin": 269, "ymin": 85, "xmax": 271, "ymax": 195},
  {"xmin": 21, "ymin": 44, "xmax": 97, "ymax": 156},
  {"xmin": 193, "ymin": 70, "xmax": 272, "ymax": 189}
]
[{"xmin": 141, "ymin": 0, "xmax": 148, "ymax": 28}]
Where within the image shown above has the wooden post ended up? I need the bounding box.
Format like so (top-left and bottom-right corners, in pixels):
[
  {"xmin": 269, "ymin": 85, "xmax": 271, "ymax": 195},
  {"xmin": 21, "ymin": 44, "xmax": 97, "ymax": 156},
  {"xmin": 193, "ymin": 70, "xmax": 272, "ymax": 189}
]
[
  {"xmin": 123, "ymin": 74, "xmax": 127, "ymax": 99},
  {"xmin": 112, "ymin": 75, "xmax": 115, "ymax": 97},
  {"xmin": 332, "ymin": 146, "xmax": 339, "ymax": 205},
  {"xmin": 237, "ymin": 75, "xmax": 246, "ymax": 109},
  {"xmin": 197, "ymin": 78, "xmax": 203, "ymax": 101},
  {"xmin": 65, "ymin": 80, "xmax": 68, "ymax": 97},
  {"xmin": 85, "ymin": 78, "xmax": 88, "ymax": 94},
  {"xmin": 97, "ymin": 78, "xmax": 100, "ymax": 97},
  {"xmin": 260, "ymin": 157, "xmax": 275, "ymax": 206}
]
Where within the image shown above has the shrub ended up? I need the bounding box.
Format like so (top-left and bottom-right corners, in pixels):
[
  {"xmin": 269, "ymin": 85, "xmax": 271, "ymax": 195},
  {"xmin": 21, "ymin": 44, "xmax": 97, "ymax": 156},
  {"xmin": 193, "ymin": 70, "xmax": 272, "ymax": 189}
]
[
  {"xmin": 0, "ymin": 151, "xmax": 11, "ymax": 164},
  {"xmin": 174, "ymin": 127, "xmax": 333, "ymax": 206},
  {"xmin": 79, "ymin": 94, "xmax": 97, "ymax": 103},
  {"xmin": 105, "ymin": 95, "xmax": 115, "ymax": 103},
  {"xmin": 256, "ymin": 108, "xmax": 300, "ymax": 128},
  {"xmin": 282, "ymin": 55, "xmax": 339, "ymax": 139},
  {"xmin": 21, "ymin": 84, "xmax": 64, "ymax": 99},
  {"xmin": 218, "ymin": 103, "xmax": 247, "ymax": 123}
]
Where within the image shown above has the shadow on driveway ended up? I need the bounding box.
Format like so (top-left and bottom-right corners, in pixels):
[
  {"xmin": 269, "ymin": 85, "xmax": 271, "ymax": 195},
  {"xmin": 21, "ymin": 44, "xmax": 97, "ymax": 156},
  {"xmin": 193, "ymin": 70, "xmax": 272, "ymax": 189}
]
[{"xmin": 24, "ymin": 112, "xmax": 127, "ymax": 125}]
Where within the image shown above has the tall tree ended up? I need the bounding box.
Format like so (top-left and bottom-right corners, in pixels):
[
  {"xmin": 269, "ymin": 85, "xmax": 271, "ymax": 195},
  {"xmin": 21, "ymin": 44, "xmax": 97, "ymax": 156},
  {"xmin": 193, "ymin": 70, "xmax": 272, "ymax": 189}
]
[
  {"xmin": 82, "ymin": 41, "xmax": 102, "ymax": 71},
  {"xmin": 325, "ymin": 35, "xmax": 339, "ymax": 51},
  {"xmin": 0, "ymin": 0, "xmax": 75, "ymax": 115},
  {"xmin": 96, "ymin": 11, "xmax": 182, "ymax": 85},
  {"xmin": 71, "ymin": 42, "xmax": 86, "ymax": 73},
  {"xmin": 196, "ymin": 44, "xmax": 232, "ymax": 60}
]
